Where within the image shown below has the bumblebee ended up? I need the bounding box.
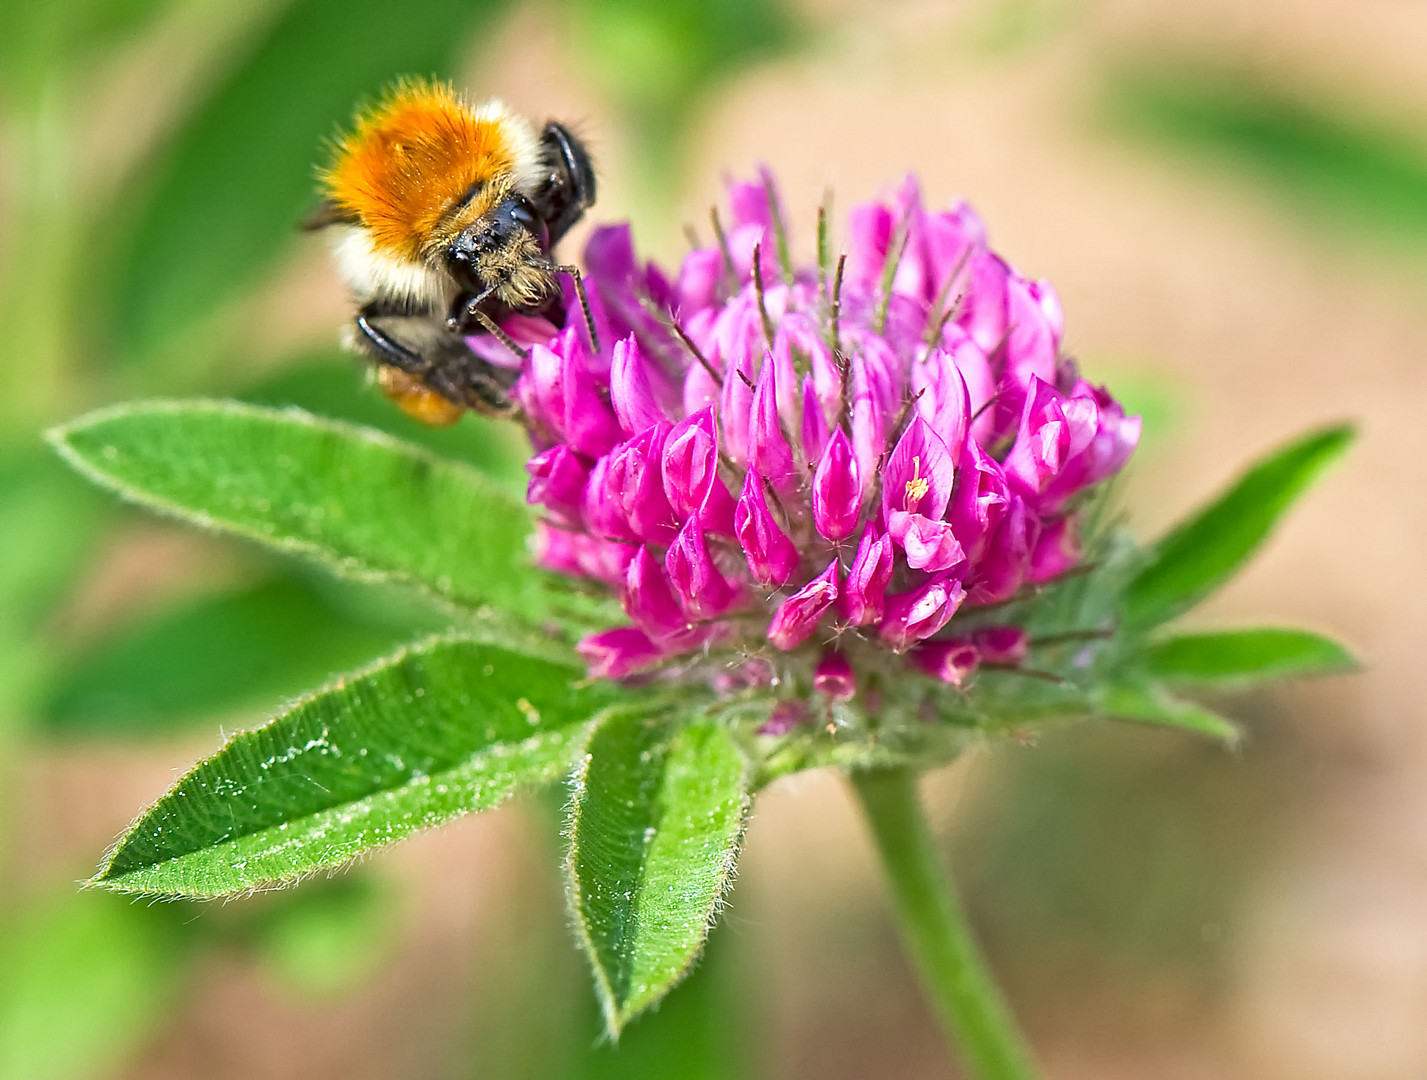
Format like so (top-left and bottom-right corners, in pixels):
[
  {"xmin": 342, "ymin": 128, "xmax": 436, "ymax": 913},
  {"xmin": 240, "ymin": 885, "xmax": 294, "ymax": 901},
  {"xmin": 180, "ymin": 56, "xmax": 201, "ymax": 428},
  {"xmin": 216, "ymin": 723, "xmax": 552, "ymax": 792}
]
[{"xmin": 306, "ymin": 79, "xmax": 596, "ymax": 424}]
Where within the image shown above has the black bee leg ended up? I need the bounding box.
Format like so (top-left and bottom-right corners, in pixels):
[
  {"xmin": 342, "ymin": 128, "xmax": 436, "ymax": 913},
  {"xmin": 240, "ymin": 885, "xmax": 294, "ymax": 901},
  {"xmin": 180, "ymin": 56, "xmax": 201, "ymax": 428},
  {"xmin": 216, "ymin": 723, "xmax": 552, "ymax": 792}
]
[
  {"xmin": 461, "ymin": 363, "xmax": 522, "ymax": 417},
  {"xmin": 445, "ymin": 285, "xmax": 498, "ymax": 333},
  {"xmin": 354, "ymin": 310, "xmax": 430, "ymax": 376},
  {"xmin": 538, "ymin": 122, "xmax": 596, "ymax": 248},
  {"xmin": 471, "ymin": 309, "xmax": 531, "ymax": 362},
  {"xmin": 554, "ymin": 265, "xmax": 600, "ymax": 355}
]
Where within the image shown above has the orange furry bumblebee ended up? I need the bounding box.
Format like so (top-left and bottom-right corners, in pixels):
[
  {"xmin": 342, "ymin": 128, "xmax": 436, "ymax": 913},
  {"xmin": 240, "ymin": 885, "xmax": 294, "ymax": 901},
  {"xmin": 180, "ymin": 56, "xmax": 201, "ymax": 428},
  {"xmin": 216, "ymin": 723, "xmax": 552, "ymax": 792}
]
[{"xmin": 306, "ymin": 80, "xmax": 596, "ymax": 422}]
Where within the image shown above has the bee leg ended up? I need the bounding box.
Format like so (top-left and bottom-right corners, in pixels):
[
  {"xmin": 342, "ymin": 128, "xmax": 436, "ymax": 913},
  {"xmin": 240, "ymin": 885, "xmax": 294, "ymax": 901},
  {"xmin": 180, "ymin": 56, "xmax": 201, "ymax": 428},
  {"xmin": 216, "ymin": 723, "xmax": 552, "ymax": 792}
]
[
  {"xmin": 538, "ymin": 123, "xmax": 596, "ymax": 248},
  {"xmin": 354, "ymin": 309, "xmax": 433, "ymax": 378},
  {"xmin": 553, "ymin": 265, "xmax": 600, "ymax": 355},
  {"xmin": 458, "ymin": 362, "xmax": 522, "ymax": 418},
  {"xmin": 470, "ymin": 309, "xmax": 531, "ymax": 363},
  {"xmin": 444, "ymin": 285, "xmax": 498, "ymax": 333}
]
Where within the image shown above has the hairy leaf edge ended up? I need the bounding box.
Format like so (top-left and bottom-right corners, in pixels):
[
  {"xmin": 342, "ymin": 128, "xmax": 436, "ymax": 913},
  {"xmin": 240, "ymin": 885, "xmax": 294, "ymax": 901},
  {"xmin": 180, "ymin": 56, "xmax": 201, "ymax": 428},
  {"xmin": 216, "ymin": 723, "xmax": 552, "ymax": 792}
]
[
  {"xmin": 86, "ymin": 633, "xmax": 599, "ymax": 898},
  {"xmin": 562, "ymin": 716, "xmax": 753, "ymax": 1038},
  {"xmin": 46, "ymin": 399, "xmax": 533, "ymax": 614}
]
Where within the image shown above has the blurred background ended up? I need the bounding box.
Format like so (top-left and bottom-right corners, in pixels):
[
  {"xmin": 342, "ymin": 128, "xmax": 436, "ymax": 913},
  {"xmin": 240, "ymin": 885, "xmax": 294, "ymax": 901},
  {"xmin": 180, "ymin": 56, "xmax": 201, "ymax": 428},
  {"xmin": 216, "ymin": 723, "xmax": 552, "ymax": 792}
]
[{"xmin": 1, "ymin": 0, "xmax": 1423, "ymax": 1076}]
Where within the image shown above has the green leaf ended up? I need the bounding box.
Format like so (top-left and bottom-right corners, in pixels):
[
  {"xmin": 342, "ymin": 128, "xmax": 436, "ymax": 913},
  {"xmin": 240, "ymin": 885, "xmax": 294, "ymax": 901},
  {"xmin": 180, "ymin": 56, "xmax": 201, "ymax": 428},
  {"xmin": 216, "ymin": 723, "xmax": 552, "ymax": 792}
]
[
  {"xmin": 0, "ymin": 891, "xmax": 186, "ymax": 1080},
  {"xmin": 1145, "ymin": 627, "xmax": 1357, "ymax": 687},
  {"xmin": 1104, "ymin": 64, "xmax": 1427, "ymax": 250},
  {"xmin": 48, "ymin": 400, "xmax": 544, "ymax": 616},
  {"xmin": 249, "ymin": 875, "xmax": 394, "ymax": 1000},
  {"xmin": 241, "ymin": 352, "xmax": 530, "ymax": 487},
  {"xmin": 107, "ymin": 0, "xmax": 504, "ymax": 357},
  {"xmin": 1125, "ymin": 424, "xmax": 1353, "ymax": 627},
  {"xmin": 41, "ymin": 571, "xmax": 435, "ymax": 737},
  {"xmin": 92, "ymin": 637, "xmax": 613, "ymax": 897},
  {"xmin": 566, "ymin": 714, "xmax": 749, "ymax": 1036},
  {"xmin": 1097, "ymin": 682, "xmax": 1240, "ymax": 744}
]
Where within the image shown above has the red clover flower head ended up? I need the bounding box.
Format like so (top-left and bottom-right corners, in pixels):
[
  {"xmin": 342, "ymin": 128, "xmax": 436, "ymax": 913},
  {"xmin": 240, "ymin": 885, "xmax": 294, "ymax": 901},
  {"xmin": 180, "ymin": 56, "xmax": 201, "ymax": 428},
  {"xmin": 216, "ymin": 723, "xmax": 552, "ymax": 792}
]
[{"xmin": 510, "ymin": 172, "xmax": 1140, "ymax": 724}]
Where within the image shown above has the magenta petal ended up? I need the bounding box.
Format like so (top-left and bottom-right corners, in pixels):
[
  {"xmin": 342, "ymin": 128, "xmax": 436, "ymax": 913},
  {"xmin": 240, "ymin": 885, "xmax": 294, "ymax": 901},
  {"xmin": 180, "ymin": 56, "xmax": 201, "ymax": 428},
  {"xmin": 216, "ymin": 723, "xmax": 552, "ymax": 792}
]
[
  {"xmin": 801, "ymin": 376, "xmax": 830, "ymax": 463},
  {"xmin": 662, "ymin": 407, "xmax": 737, "ymax": 537},
  {"xmin": 605, "ymin": 425, "xmax": 679, "ymax": 544},
  {"xmin": 911, "ymin": 347, "xmax": 970, "ymax": 452},
  {"xmin": 845, "ymin": 201, "xmax": 896, "ymax": 290},
  {"xmin": 749, "ymin": 350, "xmax": 797, "ymax": 493},
  {"xmin": 768, "ymin": 560, "xmax": 840, "ymax": 651},
  {"xmin": 882, "ymin": 414, "xmax": 958, "ymax": 521},
  {"xmin": 758, "ymin": 699, "xmax": 809, "ymax": 736},
  {"xmin": 911, "ymin": 640, "xmax": 980, "ymax": 686},
  {"xmin": 582, "ymin": 455, "xmax": 638, "ymax": 543},
  {"xmin": 971, "ymin": 627, "xmax": 1028, "ymax": 665},
  {"xmin": 837, "ymin": 526, "xmax": 895, "ymax": 625},
  {"xmin": 887, "ymin": 510, "xmax": 965, "ymax": 572},
  {"xmin": 948, "ymin": 438, "xmax": 1008, "ymax": 561},
  {"xmin": 610, "ymin": 334, "xmax": 668, "ymax": 435},
  {"xmin": 955, "ymin": 249, "xmax": 1009, "ymax": 354},
  {"xmin": 526, "ymin": 445, "xmax": 589, "ymax": 526},
  {"xmin": 970, "ymin": 496, "xmax": 1038, "ymax": 605},
  {"xmin": 532, "ymin": 522, "xmax": 584, "ymax": 577},
  {"xmin": 1003, "ymin": 378, "xmax": 1070, "ymax": 500},
  {"xmin": 879, "ymin": 573, "xmax": 967, "ymax": 652},
  {"xmin": 571, "ymin": 533, "xmax": 638, "ymax": 585},
  {"xmin": 560, "ymin": 343, "xmax": 622, "ymax": 458},
  {"xmin": 1028, "ymin": 515, "xmax": 1079, "ymax": 583},
  {"xmin": 720, "ymin": 349, "xmax": 756, "ymax": 469},
  {"xmin": 665, "ymin": 519, "xmax": 740, "ymax": 619},
  {"xmin": 734, "ymin": 471, "xmax": 800, "ymax": 587},
  {"xmin": 814, "ymin": 650, "xmax": 856, "ymax": 700},
  {"xmin": 577, "ymin": 627, "xmax": 664, "ymax": 679},
  {"xmin": 1002, "ymin": 275, "xmax": 1058, "ymax": 393},
  {"xmin": 622, "ymin": 546, "xmax": 698, "ymax": 648},
  {"xmin": 662, "ymin": 407, "xmax": 717, "ymax": 512},
  {"xmin": 811, "ymin": 427, "xmax": 862, "ymax": 541},
  {"xmin": 677, "ymin": 248, "xmax": 724, "ymax": 312}
]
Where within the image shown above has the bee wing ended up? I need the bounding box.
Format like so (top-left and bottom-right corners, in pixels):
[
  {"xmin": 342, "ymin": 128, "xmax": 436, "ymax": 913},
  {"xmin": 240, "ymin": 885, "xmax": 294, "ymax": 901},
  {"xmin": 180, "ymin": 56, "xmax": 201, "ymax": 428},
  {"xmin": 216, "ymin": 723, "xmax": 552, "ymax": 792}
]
[{"xmin": 300, "ymin": 198, "xmax": 360, "ymax": 232}]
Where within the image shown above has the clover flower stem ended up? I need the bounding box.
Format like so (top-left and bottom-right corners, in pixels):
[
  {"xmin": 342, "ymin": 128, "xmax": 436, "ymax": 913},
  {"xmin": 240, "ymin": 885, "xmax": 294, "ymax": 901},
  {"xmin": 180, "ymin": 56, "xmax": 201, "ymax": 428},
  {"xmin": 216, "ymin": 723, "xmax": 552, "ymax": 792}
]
[{"xmin": 850, "ymin": 766, "xmax": 1039, "ymax": 1080}]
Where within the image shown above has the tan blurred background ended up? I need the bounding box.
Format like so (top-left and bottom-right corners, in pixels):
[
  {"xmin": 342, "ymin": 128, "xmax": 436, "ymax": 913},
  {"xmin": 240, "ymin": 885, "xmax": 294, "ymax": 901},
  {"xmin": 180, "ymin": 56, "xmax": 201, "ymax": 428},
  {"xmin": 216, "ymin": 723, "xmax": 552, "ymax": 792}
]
[{"xmin": 2, "ymin": 0, "xmax": 1424, "ymax": 1076}]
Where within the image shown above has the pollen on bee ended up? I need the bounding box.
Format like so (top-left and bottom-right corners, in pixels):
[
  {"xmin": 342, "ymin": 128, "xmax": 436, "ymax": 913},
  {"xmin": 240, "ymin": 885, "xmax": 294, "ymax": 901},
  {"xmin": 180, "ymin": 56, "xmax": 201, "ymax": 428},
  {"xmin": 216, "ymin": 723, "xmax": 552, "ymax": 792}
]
[
  {"xmin": 324, "ymin": 80, "xmax": 527, "ymax": 260},
  {"xmin": 377, "ymin": 365, "xmax": 465, "ymax": 426}
]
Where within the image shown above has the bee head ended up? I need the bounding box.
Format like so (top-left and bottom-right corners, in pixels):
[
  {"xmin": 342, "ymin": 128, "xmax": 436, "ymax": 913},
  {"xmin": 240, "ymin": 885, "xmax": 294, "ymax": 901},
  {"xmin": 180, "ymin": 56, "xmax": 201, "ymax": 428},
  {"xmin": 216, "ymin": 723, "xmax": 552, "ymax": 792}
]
[{"xmin": 445, "ymin": 193, "xmax": 553, "ymax": 305}]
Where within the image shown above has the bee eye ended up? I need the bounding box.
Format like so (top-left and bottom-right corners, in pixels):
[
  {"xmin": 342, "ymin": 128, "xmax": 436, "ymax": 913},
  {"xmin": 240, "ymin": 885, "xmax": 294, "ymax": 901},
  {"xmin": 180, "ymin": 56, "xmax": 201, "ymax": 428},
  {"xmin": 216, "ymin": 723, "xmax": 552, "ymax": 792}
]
[{"xmin": 509, "ymin": 197, "xmax": 538, "ymax": 231}]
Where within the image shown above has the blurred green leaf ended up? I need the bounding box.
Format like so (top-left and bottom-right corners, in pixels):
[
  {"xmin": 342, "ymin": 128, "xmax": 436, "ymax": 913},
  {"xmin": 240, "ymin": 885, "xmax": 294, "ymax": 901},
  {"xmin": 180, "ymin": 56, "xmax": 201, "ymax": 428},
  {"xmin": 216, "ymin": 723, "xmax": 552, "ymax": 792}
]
[
  {"xmin": 1144, "ymin": 627, "xmax": 1357, "ymax": 687},
  {"xmin": 0, "ymin": 891, "xmax": 186, "ymax": 1080},
  {"xmin": 48, "ymin": 400, "xmax": 544, "ymax": 616},
  {"xmin": 107, "ymin": 0, "xmax": 503, "ymax": 357},
  {"xmin": 41, "ymin": 570, "xmax": 436, "ymax": 737},
  {"xmin": 575, "ymin": 0, "xmax": 788, "ymax": 119},
  {"xmin": 0, "ymin": 0, "xmax": 178, "ymax": 95},
  {"xmin": 93, "ymin": 637, "xmax": 615, "ymax": 896},
  {"xmin": 1105, "ymin": 64, "xmax": 1427, "ymax": 247},
  {"xmin": 574, "ymin": 922, "xmax": 752, "ymax": 1080},
  {"xmin": 0, "ymin": 450, "xmax": 106, "ymax": 627},
  {"xmin": 566, "ymin": 713, "xmax": 749, "ymax": 1036},
  {"xmin": 241, "ymin": 353, "xmax": 529, "ymax": 487},
  {"xmin": 1097, "ymin": 681, "xmax": 1239, "ymax": 744},
  {"xmin": 1125, "ymin": 424, "xmax": 1353, "ymax": 627},
  {"xmin": 250, "ymin": 874, "xmax": 394, "ymax": 999}
]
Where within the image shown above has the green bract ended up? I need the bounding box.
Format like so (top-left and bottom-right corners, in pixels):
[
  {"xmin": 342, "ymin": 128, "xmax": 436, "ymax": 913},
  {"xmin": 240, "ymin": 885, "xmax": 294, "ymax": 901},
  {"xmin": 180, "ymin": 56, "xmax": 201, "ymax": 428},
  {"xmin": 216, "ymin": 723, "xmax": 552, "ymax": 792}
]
[{"xmin": 49, "ymin": 401, "xmax": 1355, "ymax": 1035}]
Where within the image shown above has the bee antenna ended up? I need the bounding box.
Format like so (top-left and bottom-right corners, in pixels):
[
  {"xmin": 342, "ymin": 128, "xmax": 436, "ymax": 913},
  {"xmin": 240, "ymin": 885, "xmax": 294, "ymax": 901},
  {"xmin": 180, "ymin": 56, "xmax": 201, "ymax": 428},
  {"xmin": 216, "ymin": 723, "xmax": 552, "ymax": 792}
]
[
  {"xmin": 471, "ymin": 310, "xmax": 530, "ymax": 363},
  {"xmin": 554, "ymin": 265, "xmax": 601, "ymax": 355}
]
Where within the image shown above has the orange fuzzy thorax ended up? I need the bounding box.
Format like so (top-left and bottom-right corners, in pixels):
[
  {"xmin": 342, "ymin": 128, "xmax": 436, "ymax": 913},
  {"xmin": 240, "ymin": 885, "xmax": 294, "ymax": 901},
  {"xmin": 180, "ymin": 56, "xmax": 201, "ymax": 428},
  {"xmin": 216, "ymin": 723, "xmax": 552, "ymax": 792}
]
[{"xmin": 325, "ymin": 82, "xmax": 525, "ymax": 261}]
